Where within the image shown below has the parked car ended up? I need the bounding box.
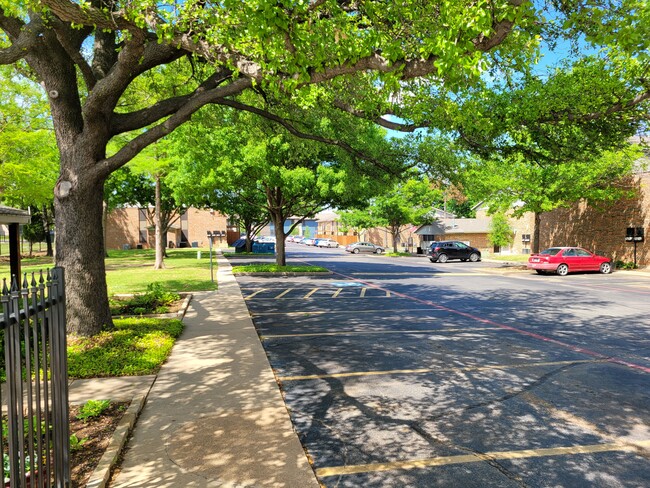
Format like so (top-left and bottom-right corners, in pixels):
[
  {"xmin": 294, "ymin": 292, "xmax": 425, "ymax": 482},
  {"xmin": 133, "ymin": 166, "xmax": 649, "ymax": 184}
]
[
  {"xmin": 303, "ymin": 238, "xmax": 316, "ymax": 246},
  {"xmin": 317, "ymin": 238, "xmax": 339, "ymax": 248},
  {"xmin": 427, "ymin": 241, "xmax": 481, "ymax": 263},
  {"xmin": 527, "ymin": 247, "xmax": 613, "ymax": 276},
  {"xmin": 345, "ymin": 242, "xmax": 385, "ymax": 254}
]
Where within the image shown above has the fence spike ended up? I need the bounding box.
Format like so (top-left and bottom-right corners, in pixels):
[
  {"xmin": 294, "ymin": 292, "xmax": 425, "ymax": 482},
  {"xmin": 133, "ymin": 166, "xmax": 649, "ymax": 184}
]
[
  {"xmin": 47, "ymin": 268, "xmax": 52, "ymax": 282},
  {"xmin": 2, "ymin": 277, "xmax": 8, "ymax": 295},
  {"xmin": 22, "ymin": 272, "xmax": 29, "ymax": 290},
  {"xmin": 11, "ymin": 274, "xmax": 18, "ymax": 292},
  {"xmin": 39, "ymin": 269, "xmax": 45, "ymax": 284}
]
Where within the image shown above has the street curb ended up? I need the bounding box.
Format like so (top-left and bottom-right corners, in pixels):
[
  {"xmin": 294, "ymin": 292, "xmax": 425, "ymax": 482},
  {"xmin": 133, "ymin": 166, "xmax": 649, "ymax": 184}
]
[
  {"xmin": 233, "ymin": 271, "xmax": 333, "ymax": 277},
  {"xmin": 84, "ymin": 390, "xmax": 151, "ymax": 488}
]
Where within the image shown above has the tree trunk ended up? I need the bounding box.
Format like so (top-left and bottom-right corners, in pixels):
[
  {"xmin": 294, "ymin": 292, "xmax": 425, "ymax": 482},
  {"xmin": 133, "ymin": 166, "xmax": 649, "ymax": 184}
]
[
  {"xmin": 274, "ymin": 216, "xmax": 286, "ymax": 266},
  {"xmin": 102, "ymin": 200, "xmax": 109, "ymax": 258},
  {"xmin": 54, "ymin": 173, "xmax": 114, "ymax": 336},
  {"xmin": 391, "ymin": 226, "xmax": 399, "ymax": 253},
  {"xmin": 533, "ymin": 211, "xmax": 542, "ymax": 254},
  {"xmin": 154, "ymin": 175, "xmax": 165, "ymax": 269},
  {"xmin": 42, "ymin": 205, "xmax": 54, "ymax": 257}
]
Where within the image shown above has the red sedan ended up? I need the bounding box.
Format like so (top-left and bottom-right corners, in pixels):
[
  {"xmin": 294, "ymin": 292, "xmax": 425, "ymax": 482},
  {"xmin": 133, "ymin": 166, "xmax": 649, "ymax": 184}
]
[{"xmin": 527, "ymin": 247, "xmax": 613, "ymax": 276}]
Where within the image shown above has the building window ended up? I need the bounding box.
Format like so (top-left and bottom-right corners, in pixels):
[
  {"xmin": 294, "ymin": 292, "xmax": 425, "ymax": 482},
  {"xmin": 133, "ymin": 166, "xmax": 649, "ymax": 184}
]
[
  {"xmin": 138, "ymin": 209, "xmax": 148, "ymax": 243},
  {"xmin": 521, "ymin": 234, "xmax": 531, "ymax": 243}
]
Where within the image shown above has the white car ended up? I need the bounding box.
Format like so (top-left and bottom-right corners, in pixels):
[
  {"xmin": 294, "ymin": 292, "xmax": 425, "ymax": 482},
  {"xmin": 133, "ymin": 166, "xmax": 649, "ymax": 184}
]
[
  {"xmin": 317, "ymin": 238, "xmax": 339, "ymax": 248},
  {"xmin": 303, "ymin": 238, "xmax": 316, "ymax": 246}
]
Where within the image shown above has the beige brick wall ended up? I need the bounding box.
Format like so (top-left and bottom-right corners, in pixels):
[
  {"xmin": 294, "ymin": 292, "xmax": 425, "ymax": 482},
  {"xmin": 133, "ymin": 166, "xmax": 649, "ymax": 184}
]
[
  {"xmin": 105, "ymin": 207, "xmax": 230, "ymax": 250},
  {"xmin": 539, "ymin": 173, "xmax": 649, "ymax": 265},
  {"xmin": 105, "ymin": 208, "xmax": 141, "ymax": 250}
]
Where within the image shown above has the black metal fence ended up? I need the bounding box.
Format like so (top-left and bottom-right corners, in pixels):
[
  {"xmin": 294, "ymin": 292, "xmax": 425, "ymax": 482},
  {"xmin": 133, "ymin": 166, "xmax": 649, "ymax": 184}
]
[{"xmin": 1, "ymin": 268, "xmax": 70, "ymax": 488}]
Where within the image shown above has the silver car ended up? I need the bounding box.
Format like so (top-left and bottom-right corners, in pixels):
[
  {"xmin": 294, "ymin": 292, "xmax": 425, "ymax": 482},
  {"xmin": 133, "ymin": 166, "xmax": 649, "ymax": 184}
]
[
  {"xmin": 345, "ymin": 242, "xmax": 385, "ymax": 254},
  {"xmin": 317, "ymin": 238, "xmax": 339, "ymax": 248}
]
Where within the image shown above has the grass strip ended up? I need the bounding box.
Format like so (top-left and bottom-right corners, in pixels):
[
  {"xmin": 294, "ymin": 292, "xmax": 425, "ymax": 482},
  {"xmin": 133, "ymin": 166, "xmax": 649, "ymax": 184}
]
[{"xmin": 231, "ymin": 264, "xmax": 328, "ymax": 274}]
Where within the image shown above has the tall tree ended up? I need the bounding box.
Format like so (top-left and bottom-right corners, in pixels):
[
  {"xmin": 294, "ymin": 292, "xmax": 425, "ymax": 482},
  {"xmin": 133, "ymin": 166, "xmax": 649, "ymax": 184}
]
[
  {"xmin": 169, "ymin": 102, "xmax": 396, "ymax": 265},
  {"xmin": 1, "ymin": 1, "xmax": 647, "ymax": 335},
  {"xmin": 369, "ymin": 177, "xmax": 442, "ymax": 253},
  {"xmin": 466, "ymin": 146, "xmax": 642, "ymax": 252}
]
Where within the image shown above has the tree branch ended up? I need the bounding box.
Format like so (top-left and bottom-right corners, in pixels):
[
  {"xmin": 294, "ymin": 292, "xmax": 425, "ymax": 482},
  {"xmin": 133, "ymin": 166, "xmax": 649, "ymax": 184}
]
[
  {"xmin": 0, "ymin": 14, "xmax": 41, "ymax": 65},
  {"xmin": 215, "ymin": 99, "xmax": 398, "ymax": 174},
  {"xmin": 110, "ymin": 69, "xmax": 233, "ymax": 135},
  {"xmin": 541, "ymin": 89, "xmax": 650, "ymax": 124},
  {"xmin": 96, "ymin": 77, "xmax": 253, "ymax": 178}
]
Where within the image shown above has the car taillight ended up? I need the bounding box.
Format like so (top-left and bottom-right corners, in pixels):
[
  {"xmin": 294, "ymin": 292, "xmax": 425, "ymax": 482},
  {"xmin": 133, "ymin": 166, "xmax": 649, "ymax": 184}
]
[{"xmin": 434, "ymin": 246, "xmax": 442, "ymax": 251}]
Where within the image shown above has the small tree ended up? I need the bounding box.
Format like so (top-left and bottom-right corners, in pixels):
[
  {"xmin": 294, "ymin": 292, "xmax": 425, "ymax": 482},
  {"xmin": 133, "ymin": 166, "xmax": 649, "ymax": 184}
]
[{"xmin": 487, "ymin": 212, "xmax": 514, "ymax": 254}]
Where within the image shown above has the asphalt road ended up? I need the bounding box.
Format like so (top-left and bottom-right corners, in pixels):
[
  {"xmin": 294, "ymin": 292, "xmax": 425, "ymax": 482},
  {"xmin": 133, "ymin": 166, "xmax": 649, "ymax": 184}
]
[{"xmin": 235, "ymin": 244, "xmax": 650, "ymax": 487}]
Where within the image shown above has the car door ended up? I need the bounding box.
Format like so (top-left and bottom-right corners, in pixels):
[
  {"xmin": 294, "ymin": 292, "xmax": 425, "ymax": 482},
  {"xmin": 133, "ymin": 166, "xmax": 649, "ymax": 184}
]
[
  {"xmin": 575, "ymin": 248, "xmax": 596, "ymax": 270},
  {"xmin": 562, "ymin": 248, "xmax": 579, "ymax": 270},
  {"xmin": 445, "ymin": 242, "xmax": 460, "ymax": 260}
]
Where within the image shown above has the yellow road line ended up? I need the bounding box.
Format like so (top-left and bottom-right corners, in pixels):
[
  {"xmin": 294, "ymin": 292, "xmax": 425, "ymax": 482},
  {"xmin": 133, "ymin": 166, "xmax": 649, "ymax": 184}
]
[
  {"xmin": 385, "ymin": 290, "xmax": 391, "ymax": 297},
  {"xmin": 280, "ymin": 359, "xmax": 594, "ymax": 381},
  {"xmin": 244, "ymin": 289, "xmax": 267, "ymax": 300},
  {"xmin": 316, "ymin": 440, "xmax": 650, "ymax": 477},
  {"xmin": 332, "ymin": 288, "xmax": 343, "ymax": 298},
  {"xmin": 303, "ymin": 288, "xmax": 319, "ymax": 298},
  {"xmin": 261, "ymin": 327, "xmax": 502, "ymax": 340},
  {"xmin": 360, "ymin": 288, "xmax": 367, "ymax": 298},
  {"xmin": 274, "ymin": 288, "xmax": 294, "ymax": 299},
  {"xmin": 251, "ymin": 308, "xmax": 447, "ymax": 316}
]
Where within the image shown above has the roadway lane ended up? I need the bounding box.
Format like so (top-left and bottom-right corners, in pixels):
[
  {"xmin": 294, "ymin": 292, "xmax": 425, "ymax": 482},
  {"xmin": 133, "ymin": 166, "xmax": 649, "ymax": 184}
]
[{"xmin": 235, "ymin": 245, "xmax": 650, "ymax": 487}]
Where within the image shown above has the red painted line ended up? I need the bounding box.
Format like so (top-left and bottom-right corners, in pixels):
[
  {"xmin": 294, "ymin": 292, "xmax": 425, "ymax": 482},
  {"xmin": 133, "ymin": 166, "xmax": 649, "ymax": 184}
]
[{"xmin": 326, "ymin": 269, "xmax": 650, "ymax": 375}]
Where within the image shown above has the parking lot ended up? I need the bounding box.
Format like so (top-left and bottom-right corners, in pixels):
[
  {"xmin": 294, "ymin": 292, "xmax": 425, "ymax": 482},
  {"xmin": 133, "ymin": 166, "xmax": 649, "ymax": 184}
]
[{"xmin": 236, "ymin": 246, "xmax": 650, "ymax": 487}]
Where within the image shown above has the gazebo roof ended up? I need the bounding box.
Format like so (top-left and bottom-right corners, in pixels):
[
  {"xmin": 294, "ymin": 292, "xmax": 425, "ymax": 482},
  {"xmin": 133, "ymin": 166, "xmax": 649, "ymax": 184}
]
[{"xmin": 0, "ymin": 205, "xmax": 31, "ymax": 225}]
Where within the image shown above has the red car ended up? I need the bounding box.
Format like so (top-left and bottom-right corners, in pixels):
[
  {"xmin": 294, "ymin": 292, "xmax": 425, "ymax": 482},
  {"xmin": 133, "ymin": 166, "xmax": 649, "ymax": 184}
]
[{"xmin": 527, "ymin": 247, "xmax": 613, "ymax": 276}]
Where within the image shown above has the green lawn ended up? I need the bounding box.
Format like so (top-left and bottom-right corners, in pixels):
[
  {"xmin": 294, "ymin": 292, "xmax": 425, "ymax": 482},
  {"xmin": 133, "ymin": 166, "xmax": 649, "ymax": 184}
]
[
  {"xmin": 485, "ymin": 253, "xmax": 531, "ymax": 262},
  {"xmin": 0, "ymin": 248, "xmax": 217, "ymax": 294}
]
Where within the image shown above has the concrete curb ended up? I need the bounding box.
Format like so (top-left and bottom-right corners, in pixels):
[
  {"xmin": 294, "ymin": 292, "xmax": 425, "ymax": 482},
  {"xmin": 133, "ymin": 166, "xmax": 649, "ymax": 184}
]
[
  {"xmin": 233, "ymin": 271, "xmax": 333, "ymax": 277},
  {"xmin": 85, "ymin": 391, "xmax": 151, "ymax": 488}
]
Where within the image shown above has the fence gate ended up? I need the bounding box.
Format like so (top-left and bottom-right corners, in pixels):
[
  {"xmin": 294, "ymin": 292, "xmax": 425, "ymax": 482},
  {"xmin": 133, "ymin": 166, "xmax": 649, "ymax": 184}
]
[{"xmin": 1, "ymin": 268, "xmax": 70, "ymax": 488}]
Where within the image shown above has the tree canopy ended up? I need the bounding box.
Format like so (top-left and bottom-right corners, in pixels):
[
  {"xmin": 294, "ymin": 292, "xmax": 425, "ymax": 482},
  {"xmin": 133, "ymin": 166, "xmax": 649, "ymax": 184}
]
[{"xmin": 1, "ymin": 0, "xmax": 648, "ymax": 335}]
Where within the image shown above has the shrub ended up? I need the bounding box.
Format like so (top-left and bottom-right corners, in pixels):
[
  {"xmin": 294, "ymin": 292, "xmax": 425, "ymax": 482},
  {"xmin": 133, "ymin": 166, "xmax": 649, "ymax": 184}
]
[
  {"xmin": 110, "ymin": 282, "xmax": 181, "ymax": 315},
  {"xmin": 76, "ymin": 400, "xmax": 111, "ymax": 422},
  {"xmin": 614, "ymin": 260, "xmax": 638, "ymax": 270}
]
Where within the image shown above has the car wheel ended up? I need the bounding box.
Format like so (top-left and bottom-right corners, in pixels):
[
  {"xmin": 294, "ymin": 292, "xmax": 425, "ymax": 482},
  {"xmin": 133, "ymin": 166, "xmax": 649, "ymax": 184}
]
[
  {"xmin": 469, "ymin": 253, "xmax": 480, "ymax": 262},
  {"xmin": 600, "ymin": 262, "xmax": 612, "ymax": 274},
  {"xmin": 429, "ymin": 258, "xmax": 436, "ymax": 263},
  {"xmin": 535, "ymin": 270, "xmax": 546, "ymax": 275},
  {"xmin": 556, "ymin": 263, "xmax": 569, "ymax": 276},
  {"xmin": 353, "ymin": 248, "xmax": 360, "ymax": 254},
  {"xmin": 437, "ymin": 253, "xmax": 448, "ymax": 263},
  {"xmin": 375, "ymin": 248, "xmax": 383, "ymax": 254}
]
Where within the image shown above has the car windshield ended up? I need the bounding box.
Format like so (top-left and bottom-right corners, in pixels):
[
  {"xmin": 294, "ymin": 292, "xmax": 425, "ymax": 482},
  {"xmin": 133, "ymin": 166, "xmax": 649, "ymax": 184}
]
[{"xmin": 539, "ymin": 248, "xmax": 563, "ymax": 256}]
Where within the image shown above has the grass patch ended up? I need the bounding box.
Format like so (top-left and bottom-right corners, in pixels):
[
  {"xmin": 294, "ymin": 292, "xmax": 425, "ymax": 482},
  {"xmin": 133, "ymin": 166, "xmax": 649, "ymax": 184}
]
[
  {"xmin": 384, "ymin": 252, "xmax": 413, "ymax": 257},
  {"xmin": 485, "ymin": 254, "xmax": 531, "ymax": 262},
  {"xmin": 0, "ymin": 248, "xmax": 217, "ymax": 294},
  {"xmin": 67, "ymin": 317, "xmax": 184, "ymax": 378},
  {"xmin": 231, "ymin": 264, "xmax": 328, "ymax": 273}
]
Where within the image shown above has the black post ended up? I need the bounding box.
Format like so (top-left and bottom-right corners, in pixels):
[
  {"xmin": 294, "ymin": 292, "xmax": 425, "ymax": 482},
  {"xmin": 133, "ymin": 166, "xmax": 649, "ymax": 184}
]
[{"xmin": 9, "ymin": 222, "xmax": 21, "ymax": 280}]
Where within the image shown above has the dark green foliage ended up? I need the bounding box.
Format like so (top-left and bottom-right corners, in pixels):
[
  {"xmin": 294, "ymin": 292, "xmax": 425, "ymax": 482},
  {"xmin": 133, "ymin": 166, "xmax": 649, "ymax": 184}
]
[
  {"xmin": 109, "ymin": 282, "xmax": 181, "ymax": 315},
  {"xmin": 76, "ymin": 400, "xmax": 111, "ymax": 422}
]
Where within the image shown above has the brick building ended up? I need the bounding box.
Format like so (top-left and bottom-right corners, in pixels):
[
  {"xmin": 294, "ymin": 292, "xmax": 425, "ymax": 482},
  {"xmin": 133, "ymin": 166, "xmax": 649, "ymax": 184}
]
[
  {"xmin": 535, "ymin": 171, "xmax": 649, "ymax": 266},
  {"xmin": 105, "ymin": 207, "xmax": 232, "ymax": 250}
]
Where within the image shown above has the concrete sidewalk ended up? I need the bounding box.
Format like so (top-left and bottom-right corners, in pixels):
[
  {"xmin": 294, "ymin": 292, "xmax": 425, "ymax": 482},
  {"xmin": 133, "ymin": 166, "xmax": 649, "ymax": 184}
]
[{"xmin": 83, "ymin": 254, "xmax": 319, "ymax": 487}]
